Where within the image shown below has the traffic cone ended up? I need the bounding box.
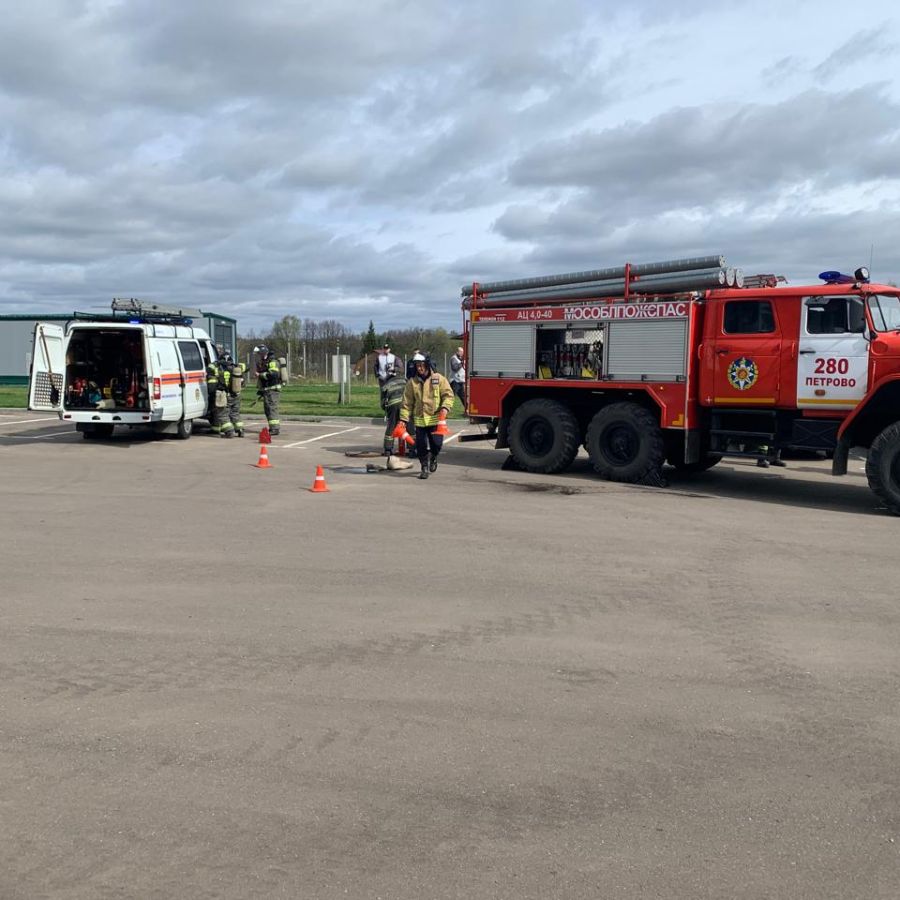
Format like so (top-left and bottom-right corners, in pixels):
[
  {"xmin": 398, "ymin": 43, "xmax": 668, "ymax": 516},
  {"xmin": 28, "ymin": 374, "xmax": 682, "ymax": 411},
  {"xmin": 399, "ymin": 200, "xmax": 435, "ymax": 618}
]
[
  {"xmin": 309, "ymin": 465, "xmax": 330, "ymax": 492},
  {"xmin": 259, "ymin": 426, "xmax": 271, "ymax": 444},
  {"xmin": 254, "ymin": 445, "xmax": 273, "ymax": 468},
  {"xmin": 434, "ymin": 411, "xmax": 450, "ymax": 437}
]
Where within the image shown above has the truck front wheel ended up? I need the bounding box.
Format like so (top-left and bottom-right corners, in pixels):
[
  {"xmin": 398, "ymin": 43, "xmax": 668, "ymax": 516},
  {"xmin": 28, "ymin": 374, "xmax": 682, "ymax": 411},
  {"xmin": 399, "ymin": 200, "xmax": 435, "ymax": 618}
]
[
  {"xmin": 586, "ymin": 402, "xmax": 665, "ymax": 483},
  {"xmin": 865, "ymin": 422, "xmax": 900, "ymax": 515},
  {"xmin": 508, "ymin": 399, "xmax": 580, "ymax": 474}
]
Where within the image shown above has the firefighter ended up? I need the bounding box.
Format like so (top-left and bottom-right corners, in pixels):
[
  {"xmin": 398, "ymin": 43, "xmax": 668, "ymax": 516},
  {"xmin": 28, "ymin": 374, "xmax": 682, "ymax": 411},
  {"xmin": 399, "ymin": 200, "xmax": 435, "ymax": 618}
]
[
  {"xmin": 254, "ymin": 345, "xmax": 282, "ymax": 436},
  {"xmin": 221, "ymin": 353, "xmax": 244, "ymax": 437},
  {"xmin": 206, "ymin": 356, "xmax": 233, "ymax": 437},
  {"xmin": 380, "ymin": 364, "xmax": 406, "ymax": 456},
  {"xmin": 400, "ymin": 353, "xmax": 454, "ymax": 480}
]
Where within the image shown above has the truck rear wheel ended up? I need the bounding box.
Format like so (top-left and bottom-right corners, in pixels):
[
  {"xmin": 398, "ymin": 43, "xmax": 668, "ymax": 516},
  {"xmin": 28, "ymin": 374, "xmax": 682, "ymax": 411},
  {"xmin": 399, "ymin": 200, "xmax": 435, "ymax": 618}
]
[
  {"xmin": 508, "ymin": 399, "xmax": 580, "ymax": 474},
  {"xmin": 176, "ymin": 418, "xmax": 193, "ymax": 440},
  {"xmin": 586, "ymin": 402, "xmax": 665, "ymax": 483},
  {"xmin": 865, "ymin": 422, "xmax": 900, "ymax": 515}
]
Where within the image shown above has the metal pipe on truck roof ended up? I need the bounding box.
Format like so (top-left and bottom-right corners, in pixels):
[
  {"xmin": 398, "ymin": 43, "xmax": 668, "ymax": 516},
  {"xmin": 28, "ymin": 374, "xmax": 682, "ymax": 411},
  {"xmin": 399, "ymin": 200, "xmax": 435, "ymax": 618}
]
[
  {"xmin": 461, "ymin": 254, "xmax": 726, "ymax": 297},
  {"xmin": 480, "ymin": 267, "xmax": 727, "ymax": 302},
  {"xmin": 466, "ymin": 269, "xmax": 735, "ymax": 308}
]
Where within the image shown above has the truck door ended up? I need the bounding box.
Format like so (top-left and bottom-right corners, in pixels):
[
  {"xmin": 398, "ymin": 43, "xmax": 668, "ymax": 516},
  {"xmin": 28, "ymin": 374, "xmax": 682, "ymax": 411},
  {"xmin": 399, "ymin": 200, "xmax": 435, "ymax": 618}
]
[
  {"xmin": 710, "ymin": 298, "xmax": 783, "ymax": 406},
  {"xmin": 28, "ymin": 323, "xmax": 65, "ymax": 411},
  {"xmin": 796, "ymin": 296, "xmax": 868, "ymax": 409},
  {"xmin": 176, "ymin": 340, "xmax": 207, "ymax": 418}
]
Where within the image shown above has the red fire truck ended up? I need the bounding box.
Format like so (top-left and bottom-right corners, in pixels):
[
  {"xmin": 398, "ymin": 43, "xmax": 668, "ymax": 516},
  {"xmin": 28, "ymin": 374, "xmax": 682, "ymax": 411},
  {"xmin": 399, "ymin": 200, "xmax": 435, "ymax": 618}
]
[{"xmin": 461, "ymin": 255, "xmax": 900, "ymax": 514}]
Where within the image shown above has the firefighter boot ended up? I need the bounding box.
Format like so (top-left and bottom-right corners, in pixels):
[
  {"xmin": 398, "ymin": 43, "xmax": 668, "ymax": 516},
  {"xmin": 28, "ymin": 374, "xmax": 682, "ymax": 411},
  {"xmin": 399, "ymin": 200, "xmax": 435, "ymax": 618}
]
[
  {"xmin": 236, "ymin": 429, "xmax": 244, "ymax": 438},
  {"xmin": 418, "ymin": 454, "xmax": 430, "ymax": 480},
  {"xmin": 429, "ymin": 452, "xmax": 438, "ymax": 473}
]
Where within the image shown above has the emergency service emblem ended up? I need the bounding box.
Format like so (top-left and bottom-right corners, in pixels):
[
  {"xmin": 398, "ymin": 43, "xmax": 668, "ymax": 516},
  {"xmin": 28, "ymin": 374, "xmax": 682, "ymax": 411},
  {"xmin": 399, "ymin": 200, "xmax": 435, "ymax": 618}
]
[{"xmin": 727, "ymin": 357, "xmax": 759, "ymax": 391}]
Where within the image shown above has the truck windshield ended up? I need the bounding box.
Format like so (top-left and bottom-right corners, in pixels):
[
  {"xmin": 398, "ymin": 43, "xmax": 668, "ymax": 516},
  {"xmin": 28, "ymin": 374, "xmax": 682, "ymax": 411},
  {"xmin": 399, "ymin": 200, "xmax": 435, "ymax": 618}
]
[{"xmin": 867, "ymin": 294, "xmax": 900, "ymax": 332}]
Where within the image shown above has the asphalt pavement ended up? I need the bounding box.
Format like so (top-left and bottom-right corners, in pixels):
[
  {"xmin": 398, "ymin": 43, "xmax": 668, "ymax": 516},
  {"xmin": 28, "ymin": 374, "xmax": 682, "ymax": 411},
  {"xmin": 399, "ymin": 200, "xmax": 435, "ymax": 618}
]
[{"xmin": 1, "ymin": 410, "xmax": 897, "ymax": 899}]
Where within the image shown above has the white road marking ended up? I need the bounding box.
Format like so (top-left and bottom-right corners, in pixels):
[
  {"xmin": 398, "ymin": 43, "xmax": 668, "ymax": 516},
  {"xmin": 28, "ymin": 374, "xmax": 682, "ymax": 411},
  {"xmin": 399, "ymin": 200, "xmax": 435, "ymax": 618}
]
[
  {"xmin": 0, "ymin": 416, "xmax": 59, "ymax": 426},
  {"xmin": 7, "ymin": 430, "xmax": 75, "ymax": 439},
  {"xmin": 282, "ymin": 427, "xmax": 360, "ymax": 448},
  {"xmin": 441, "ymin": 430, "xmax": 465, "ymax": 444}
]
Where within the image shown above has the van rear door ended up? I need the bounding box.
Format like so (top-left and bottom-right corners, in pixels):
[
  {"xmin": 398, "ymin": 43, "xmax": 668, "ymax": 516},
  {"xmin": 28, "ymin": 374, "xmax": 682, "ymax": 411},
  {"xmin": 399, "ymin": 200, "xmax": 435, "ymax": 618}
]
[
  {"xmin": 28, "ymin": 323, "xmax": 65, "ymax": 411},
  {"xmin": 151, "ymin": 338, "xmax": 185, "ymax": 421},
  {"xmin": 176, "ymin": 340, "xmax": 207, "ymax": 419}
]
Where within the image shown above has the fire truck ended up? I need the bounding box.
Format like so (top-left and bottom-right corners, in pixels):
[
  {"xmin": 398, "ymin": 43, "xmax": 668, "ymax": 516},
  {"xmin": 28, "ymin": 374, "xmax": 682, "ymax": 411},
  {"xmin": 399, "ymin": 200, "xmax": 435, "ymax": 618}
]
[{"xmin": 461, "ymin": 255, "xmax": 900, "ymax": 515}]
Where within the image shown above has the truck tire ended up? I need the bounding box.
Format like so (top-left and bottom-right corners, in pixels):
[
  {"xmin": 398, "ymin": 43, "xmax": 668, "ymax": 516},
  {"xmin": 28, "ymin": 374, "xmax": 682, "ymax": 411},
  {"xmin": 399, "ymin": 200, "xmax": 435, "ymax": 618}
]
[
  {"xmin": 586, "ymin": 402, "xmax": 665, "ymax": 483},
  {"xmin": 508, "ymin": 399, "xmax": 580, "ymax": 474},
  {"xmin": 176, "ymin": 418, "xmax": 193, "ymax": 440},
  {"xmin": 865, "ymin": 422, "xmax": 900, "ymax": 515},
  {"xmin": 667, "ymin": 454, "xmax": 722, "ymax": 474}
]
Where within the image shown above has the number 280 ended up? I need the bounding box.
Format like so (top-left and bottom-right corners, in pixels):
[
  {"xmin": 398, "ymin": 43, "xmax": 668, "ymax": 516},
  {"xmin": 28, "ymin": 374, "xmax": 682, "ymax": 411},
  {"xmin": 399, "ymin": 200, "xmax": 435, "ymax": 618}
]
[{"xmin": 814, "ymin": 357, "xmax": 849, "ymax": 375}]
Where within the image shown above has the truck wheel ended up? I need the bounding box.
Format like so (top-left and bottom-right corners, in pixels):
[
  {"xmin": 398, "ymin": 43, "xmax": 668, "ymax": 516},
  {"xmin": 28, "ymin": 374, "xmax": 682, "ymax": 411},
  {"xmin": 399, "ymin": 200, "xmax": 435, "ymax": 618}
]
[
  {"xmin": 586, "ymin": 402, "xmax": 665, "ymax": 483},
  {"xmin": 176, "ymin": 418, "xmax": 193, "ymax": 440},
  {"xmin": 508, "ymin": 399, "xmax": 580, "ymax": 474},
  {"xmin": 667, "ymin": 454, "xmax": 722, "ymax": 474},
  {"xmin": 865, "ymin": 422, "xmax": 900, "ymax": 515}
]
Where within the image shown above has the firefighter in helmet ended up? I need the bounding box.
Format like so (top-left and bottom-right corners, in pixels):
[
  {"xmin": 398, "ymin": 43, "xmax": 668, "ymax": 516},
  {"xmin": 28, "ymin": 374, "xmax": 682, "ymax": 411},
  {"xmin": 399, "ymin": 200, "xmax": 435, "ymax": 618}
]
[
  {"xmin": 206, "ymin": 354, "xmax": 233, "ymax": 437},
  {"xmin": 220, "ymin": 352, "xmax": 244, "ymax": 437},
  {"xmin": 254, "ymin": 345, "xmax": 283, "ymax": 436},
  {"xmin": 399, "ymin": 353, "xmax": 454, "ymax": 479},
  {"xmin": 380, "ymin": 364, "xmax": 406, "ymax": 456}
]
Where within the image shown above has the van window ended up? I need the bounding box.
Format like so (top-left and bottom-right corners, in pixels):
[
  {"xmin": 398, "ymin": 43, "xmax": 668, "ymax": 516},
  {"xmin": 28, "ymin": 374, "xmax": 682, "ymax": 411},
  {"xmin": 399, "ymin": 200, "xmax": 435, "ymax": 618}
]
[
  {"xmin": 178, "ymin": 341, "xmax": 204, "ymax": 371},
  {"xmin": 724, "ymin": 300, "xmax": 775, "ymax": 334},
  {"xmin": 805, "ymin": 297, "xmax": 865, "ymax": 334}
]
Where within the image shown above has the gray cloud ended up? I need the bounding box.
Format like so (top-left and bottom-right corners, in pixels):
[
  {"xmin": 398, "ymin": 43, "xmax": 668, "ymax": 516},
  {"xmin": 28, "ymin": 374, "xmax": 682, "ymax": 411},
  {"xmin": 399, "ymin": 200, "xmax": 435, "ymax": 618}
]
[{"xmin": 0, "ymin": 0, "xmax": 898, "ymax": 334}]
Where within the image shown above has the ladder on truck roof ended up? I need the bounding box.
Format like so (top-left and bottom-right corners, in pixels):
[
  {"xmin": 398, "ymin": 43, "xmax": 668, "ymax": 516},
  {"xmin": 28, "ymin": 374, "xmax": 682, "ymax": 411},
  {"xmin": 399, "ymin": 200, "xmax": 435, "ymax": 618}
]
[
  {"xmin": 463, "ymin": 254, "xmax": 747, "ymax": 308},
  {"xmin": 71, "ymin": 298, "xmax": 205, "ymax": 327}
]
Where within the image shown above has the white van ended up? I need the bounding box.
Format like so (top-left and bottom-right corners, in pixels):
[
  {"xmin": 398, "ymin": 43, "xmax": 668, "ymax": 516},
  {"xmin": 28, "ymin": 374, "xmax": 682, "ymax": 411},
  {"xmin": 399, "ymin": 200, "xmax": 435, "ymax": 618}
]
[{"xmin": 28, "ymin": 314, "xmax": 218, "ymax": 439}]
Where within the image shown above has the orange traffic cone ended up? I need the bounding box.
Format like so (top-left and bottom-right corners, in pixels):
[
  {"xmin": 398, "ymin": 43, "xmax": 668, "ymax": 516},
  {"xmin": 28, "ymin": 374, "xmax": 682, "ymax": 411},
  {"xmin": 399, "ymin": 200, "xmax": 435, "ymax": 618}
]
[
  {"xmin": 434, "ymin": 411, "xmax": 450, "ymax": 437},
  {"xmin": 309, "ymin": 465, "xmax": 330, "ymax": 493},
  {"xmin": 254, "ymin": 445, "xmax": 273, "ymax": 468},
  {"xmin": 259, "ymin": 426, "xmax": 271, "ymax": 444}
]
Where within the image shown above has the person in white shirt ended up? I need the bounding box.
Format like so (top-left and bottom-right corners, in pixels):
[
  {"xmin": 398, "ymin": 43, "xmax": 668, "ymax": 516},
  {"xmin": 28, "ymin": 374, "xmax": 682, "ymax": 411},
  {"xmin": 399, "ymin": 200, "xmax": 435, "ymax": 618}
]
[
  {"xmin": 449, "ymin": 346, "xmax": 465, "ymax": 408},
  {"xmin": 375, "ymin": 343, "xmax": 397, "ymax": 386}
]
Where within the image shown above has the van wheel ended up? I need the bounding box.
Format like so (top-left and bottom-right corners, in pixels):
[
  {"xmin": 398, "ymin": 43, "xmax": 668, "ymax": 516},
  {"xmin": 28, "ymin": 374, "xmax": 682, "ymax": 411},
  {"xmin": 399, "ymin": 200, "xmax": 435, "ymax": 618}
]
[
  {"xmin": 865, "ymin": 422, "xmax": 900, "ymax": 515},
  {"xmin": 176, "ymin": 418, "xmax": 193, "ymax": 440},
  {"xmin": 586, "ymin": 402, "xmax": 665, "ymax": 483},
  {"xmin": 508, "ymin": 399, "xmax": 580, "ymax": 473}
]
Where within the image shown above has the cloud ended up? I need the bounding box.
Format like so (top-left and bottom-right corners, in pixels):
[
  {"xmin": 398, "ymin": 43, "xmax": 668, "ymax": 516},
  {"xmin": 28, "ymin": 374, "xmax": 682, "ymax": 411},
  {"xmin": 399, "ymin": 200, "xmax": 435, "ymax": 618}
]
[{"xmin": 0, "ymin": 0, "xmax": 898, "ymax": 334}]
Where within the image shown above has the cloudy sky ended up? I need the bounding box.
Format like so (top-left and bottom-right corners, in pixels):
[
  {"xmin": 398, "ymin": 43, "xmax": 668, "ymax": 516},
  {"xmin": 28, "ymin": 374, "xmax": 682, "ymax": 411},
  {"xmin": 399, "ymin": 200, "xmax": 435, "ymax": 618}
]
[{"xmin": 1, "ymin": 0, "xmax": 898, "ymax": 335}]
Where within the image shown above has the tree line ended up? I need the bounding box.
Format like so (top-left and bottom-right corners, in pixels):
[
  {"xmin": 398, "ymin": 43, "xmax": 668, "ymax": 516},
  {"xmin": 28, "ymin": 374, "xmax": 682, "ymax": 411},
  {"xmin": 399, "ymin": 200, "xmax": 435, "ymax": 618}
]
[{"xmin": 237, "ymin": 316, "xmax": 463, "ymax": 381}]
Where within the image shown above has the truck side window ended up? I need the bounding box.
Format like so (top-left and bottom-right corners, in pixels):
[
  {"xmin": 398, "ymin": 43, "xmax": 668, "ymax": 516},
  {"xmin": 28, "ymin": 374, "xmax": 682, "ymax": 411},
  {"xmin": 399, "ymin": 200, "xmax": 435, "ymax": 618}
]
[
  {"xmin": 806, "ymin": 297, "xmax": 864, "ymax": 335},
  {"xmin": 723, "ymin": 300, "xmax": 775, "ymax": 334},
  {"xmin": 177, "ymin": 341, "xmax": 204, "ymax": 371}
]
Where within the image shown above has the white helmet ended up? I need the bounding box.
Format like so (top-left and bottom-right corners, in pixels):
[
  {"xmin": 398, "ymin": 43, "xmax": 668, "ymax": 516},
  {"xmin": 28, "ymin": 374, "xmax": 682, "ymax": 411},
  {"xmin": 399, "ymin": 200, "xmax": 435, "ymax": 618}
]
[{"xmin": 412, "ymin": 353, "xmax": 426, "ymax": 362}]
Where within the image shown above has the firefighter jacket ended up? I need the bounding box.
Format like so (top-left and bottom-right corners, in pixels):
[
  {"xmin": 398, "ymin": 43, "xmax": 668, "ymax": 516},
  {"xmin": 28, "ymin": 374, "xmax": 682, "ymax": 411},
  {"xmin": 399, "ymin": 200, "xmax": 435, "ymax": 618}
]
[
  {"xmin": 207, "ymin": 361, "xmax": 224, "ymax": 391},
  {"xmin": 380, "ymin": 373, "xmax": 406, "ymax": 411},
  {"xmin": 400, "ymin": 370, "xmax": 454, "ymax": 427},
  {"xmin": 256, "ymin": 356, "xmax": 282, "ymax": 392}
]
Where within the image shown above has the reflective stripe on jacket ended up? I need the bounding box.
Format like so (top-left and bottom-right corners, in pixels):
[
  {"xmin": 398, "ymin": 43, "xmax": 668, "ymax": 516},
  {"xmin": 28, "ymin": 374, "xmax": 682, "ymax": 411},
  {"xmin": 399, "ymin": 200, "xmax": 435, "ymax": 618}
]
[{"xmin": 400, "ymin": 372, "xmax": 454, "ymax": 427}]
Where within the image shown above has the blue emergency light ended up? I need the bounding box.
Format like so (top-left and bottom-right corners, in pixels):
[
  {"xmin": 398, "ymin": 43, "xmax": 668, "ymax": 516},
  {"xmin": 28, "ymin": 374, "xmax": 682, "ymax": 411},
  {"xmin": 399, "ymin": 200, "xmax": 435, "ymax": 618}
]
[
  {"xmin": 819, "ymin": 267, "xmax": 871, "ymax": 285},
  {"xmin": 818, "ymin": 271, "xmax": 854, "ymax": 284}
]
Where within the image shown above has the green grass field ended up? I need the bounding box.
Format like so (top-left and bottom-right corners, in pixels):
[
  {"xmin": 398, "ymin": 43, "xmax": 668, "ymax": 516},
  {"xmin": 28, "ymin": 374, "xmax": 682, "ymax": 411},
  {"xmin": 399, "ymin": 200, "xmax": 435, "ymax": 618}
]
[{"xmin": 0, "ymin": 382, "xmax": 468, "ymax": 419}]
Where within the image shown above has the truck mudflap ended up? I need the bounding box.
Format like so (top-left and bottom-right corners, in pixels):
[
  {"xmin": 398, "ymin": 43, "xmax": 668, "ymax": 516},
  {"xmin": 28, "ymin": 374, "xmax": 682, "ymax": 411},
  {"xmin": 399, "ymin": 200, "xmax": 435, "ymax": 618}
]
[{"xmin": 831, "ymin": 438, "xmax": 850, "ymax": 476}]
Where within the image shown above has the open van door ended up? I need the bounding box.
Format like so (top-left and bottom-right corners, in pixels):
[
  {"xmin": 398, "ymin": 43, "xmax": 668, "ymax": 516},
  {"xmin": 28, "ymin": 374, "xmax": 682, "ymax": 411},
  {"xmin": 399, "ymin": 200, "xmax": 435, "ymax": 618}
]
[{"xmin": 28, "ymin": 323, "xmax": 65, "ymax": 411}]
